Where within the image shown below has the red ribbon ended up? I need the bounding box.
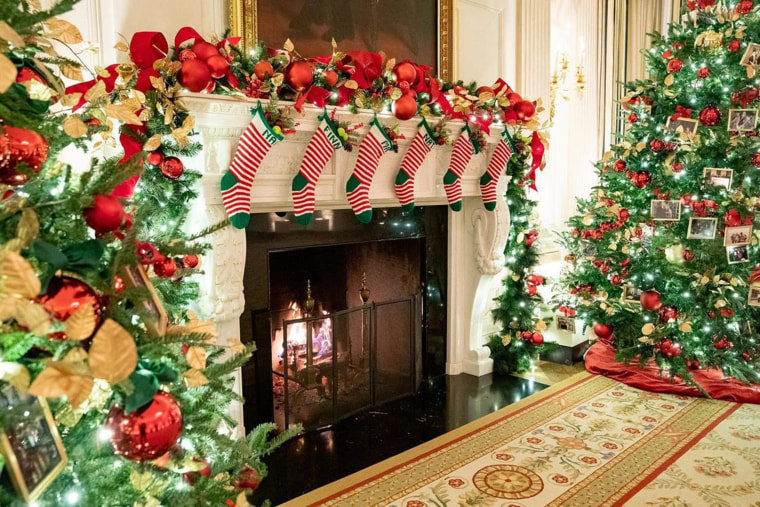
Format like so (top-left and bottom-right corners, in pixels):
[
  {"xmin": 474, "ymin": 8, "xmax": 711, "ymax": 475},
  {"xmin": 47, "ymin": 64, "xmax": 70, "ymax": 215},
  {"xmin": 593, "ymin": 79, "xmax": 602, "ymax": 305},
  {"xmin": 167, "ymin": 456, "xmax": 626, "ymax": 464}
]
[
  {"xmin": 346, "ymin": 51, "xmax": 383, "ymax": 89},
  {"xmin": 526, "ymin": 131, "xmax": 545, "ymax": 191},
  {"xmin": 294, "ymin": 86, "xmax": 331, "ymax": 112}
]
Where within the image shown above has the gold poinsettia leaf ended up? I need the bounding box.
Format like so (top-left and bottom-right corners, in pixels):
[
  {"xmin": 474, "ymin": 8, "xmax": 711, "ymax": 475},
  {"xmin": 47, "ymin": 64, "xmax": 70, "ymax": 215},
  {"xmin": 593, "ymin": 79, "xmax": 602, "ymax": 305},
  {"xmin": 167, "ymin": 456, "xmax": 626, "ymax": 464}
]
[
  {"xmin": 227, "ymin": 338, "xmax": 246, "ymax": 355},
  {"xmin": 120, "ymin": 96, "xmax": 143, "ymax": 114},
  {"xmin": 44, "ymin": 17, "xmax": 83, "ymax": 44},
  {"xmin": 678, "ymin": 321, "xmax": 692, "ymax": 333},
  {"xmin": 29, "ymin": 362, "xmax": 94, "ymax": 408},
  {"xmin": 0, "ymin": 54, "xmax": 17, "ymax": 93},
  {"xmin": 183, "ymin": 368, "xmax": 208, "ymax": 387},
  {"xmin": 641, "ymin": 323, "xmax": 655, "ymax": 335},
  {"xmin": 344, "ymin": 79, "xmax": 359, "ymax": 90},
  {"xmin": 143, "ymin": 134, "xmax": 162, "ymax": 152},
  {"xmin": 63, "ymin": 115, "xmax": 88, "ymax": 138},
  {"xmin": 63, "ymin": 347, "xmax": 88, "ymax": 365},
  {"xmin": 171, "ymin": 128, "xmax": 190, "ymax": 148},
  {"xmin": 283, "ymin": 38, "xmax": 294, "ymax": 52},
  {"xmin": 638, "ymin": 336, "xmax": 654, "ymax": 345},
  {"xmin": 60, "ymin": 61, "xmax": 83, "ymax": 81},
  {"xmin": 15, "ymin": 301, "xmax": 50, "ymax": 335},
  {"xmin": 713, "ymin": 299, "xmax": 727, "ymax": 308},
  {"xmin": 130, "ymin": 470, "xmax": 154, "ymax": 491},
  {"xmin": 88, "ymin": 319, "xmax": 137, "ymax": 385},
  {"xmin": 0, "ymin": 362, "xmax": 30, "ymax": 392},
  {"xmin": 185, "ymin": 346, "xmax": 206, "ymax": 370},
  {"xmin": 478, "ymin": 91, "xmax": 494, "ymax": 102},
  {"xmin": 1, "ymin": 251, "xmax": 40, "ymax": 299},
  {"xmin": 150, "ymin": 75, "xmax": 165, "ymax": 94},
  {"xmin": 65, "ymin": 302, "xmax": 97, "ymax": 341},
  {"xmin": 104, "ymin": 103, "xmax": 142, "ymax": 125},
  {"xmin": 664, "ymin": 74, "xmax": 675, "ymax": 86},
  {"xmin": 60, "ymin": 92, "xmax": 82, "ymax": 106},
  {"xmin": 83, "ymin": 80, "xmax": 107, "ymax": 102},
  {"xmin": 0, "ymin": 21, "xmax": 25, "ymax": 47}
]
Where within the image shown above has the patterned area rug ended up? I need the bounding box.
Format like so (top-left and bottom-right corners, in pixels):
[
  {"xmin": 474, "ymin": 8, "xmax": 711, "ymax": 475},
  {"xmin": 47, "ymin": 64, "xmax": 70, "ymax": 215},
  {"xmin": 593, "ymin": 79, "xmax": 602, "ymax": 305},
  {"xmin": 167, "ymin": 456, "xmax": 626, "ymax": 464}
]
[{"xmin": 284, "ymin": 372, "xmax": 760, "ymax": 507}]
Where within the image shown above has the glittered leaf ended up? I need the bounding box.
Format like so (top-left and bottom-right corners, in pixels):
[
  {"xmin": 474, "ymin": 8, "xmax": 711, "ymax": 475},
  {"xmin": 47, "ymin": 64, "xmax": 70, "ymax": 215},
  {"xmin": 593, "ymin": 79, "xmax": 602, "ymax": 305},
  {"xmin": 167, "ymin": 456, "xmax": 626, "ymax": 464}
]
[
  {"xmin": 283, "ymin": 38, "xmax": 294, "ymax": 52},
  {"xmin": 183, "ymin": 368, "xmax": 208, "ymax": 387},
  {"xmin": 60, "ymin": 61, "xmax": 83, "ymax": 81},
  {"xmin": 89, "ymin": 319, "xmax": 137, "ymax": 384},
  {"xmin": 143, "ymin": 134, "xmax": 162, "ymax": 152},
  {"xmin": 63, "ymin": 115, "xmax": 88, "ymax": 138},
  {"xmin": 185, "ymin": 346, "xmax": 206, "ymax": 370},
  {"xmin": 130, "ymin": 470, "xmax": 154, "ymax": 490},
  {"xmin": 84, "ymin": 80, "xmax": 107, "ymax": 102},
  {"xmin": 235, "ymin": 491, "xmax": 251, "ymax": 507},
  {"xmin": 344, "ymin": 79, "xmax": 359, "ymax": 90},
  {"xmin": 678, "ymin": 321, "xmax": 692, "ymax": 333},
  {"xmin": 104, "ymin": 103, "xmax": 142, "ymax": 125},
  {"xmin": 44, "ymin": 18, "xmax": 83, "ymax": 44},
  {"xmin": 1, "ymin": 251, "xmax": 40, "ymax": 299},
  {"xmin": 65, "ymin": 302, "xmax": 96, "ymax": 340}
]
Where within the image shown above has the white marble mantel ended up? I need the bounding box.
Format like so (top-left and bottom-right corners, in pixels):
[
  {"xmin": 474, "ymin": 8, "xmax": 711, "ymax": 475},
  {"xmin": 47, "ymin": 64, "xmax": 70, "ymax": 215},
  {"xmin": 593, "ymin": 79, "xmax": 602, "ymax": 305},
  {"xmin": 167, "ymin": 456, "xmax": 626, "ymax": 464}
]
[{"xmin": 180, "ymin": 92, "xmax": 513, "ymax": 429}]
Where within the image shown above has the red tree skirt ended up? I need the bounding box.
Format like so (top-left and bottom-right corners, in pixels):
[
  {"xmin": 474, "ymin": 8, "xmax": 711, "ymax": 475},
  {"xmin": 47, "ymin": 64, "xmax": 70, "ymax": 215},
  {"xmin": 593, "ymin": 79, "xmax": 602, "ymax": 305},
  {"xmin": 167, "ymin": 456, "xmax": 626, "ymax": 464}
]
[{"xmin": 584, "ymin": 340, "xmax": 760, "ymax": 404}]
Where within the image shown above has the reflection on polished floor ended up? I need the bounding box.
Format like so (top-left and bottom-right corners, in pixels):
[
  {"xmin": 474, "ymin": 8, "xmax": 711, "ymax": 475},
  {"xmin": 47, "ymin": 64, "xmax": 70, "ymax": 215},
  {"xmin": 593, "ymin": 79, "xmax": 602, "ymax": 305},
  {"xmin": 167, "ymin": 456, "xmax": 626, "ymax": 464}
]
[{"xmin": 252, "ymin": 373, "xmax": 547, "ymax": 506}]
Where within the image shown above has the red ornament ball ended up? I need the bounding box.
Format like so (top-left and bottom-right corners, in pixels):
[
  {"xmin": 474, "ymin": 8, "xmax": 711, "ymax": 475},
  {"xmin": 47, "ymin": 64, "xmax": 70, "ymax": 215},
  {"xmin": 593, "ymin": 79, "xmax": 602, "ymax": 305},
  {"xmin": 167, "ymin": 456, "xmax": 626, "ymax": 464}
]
[
  {"xmin": 107, "ymin": 391, "xmax": 183, "ymax": 462},
  {"xmin": 521, "ymin": 331, "xmax": 533, "ymax": 340},
  {"xmin": 752, "ymin": 153, "xmax": 760, "ymax": 167},
  {"xmin": 160, "ymin": 156, "xmax": 184, "ymax": 179},
  {"xmin": 659, "ymin": 306, "xmax": 679, "ymax": 322},
  {"xmin": 392, "ymin": 61, "xmax": 417, "ymax": 85},
  {"xmin": 179, "ymin": 49, "xmax": 196, "ymax": 62},
  {"xmin": 179, "ymin": 59, "xmax": 212, "ymax": 93},
  {"xmin": 323, "ymin": 69, "xmax": 338, "ymax": 88},
  {"xmin": 206, "ymin": 54, "xmax": 229, "ymax": 79},
  {"xmin": 737, "ymin": 0, "xmax": 754, "ymax": 14},
  {"xmin": 666, "ymin": 59, "xmax": 683, "ymax": 73},
  {"xmin": 392, "ymin": 95, "xmax": 417, "ymax": 121},
  {"xmin": 728, "ymin": 40, "xmax": 741, "ymax": 52},
  {"xmin": 662, "ymin": 341, "xmax": 682, "ymax": 358},
  {"xmin": 632, "ymin": 171, "xmax": 651, "ymax": 189},
  {"xmin": 0, "ymin": 125, "xmax": 49, "ymax": 185},
  {"xmin": 530, "ymin": 332, "xmax": 544, "ymax": 346},
  {"xmin": 683, "ymin": 249, "xmax": 694, "ymax": 261},
  {"xmin": 38, "ymin": 276, "xmax": 102, "ymax": 339},
  {"xmin": 650, "ymin": 139, "xmax": 665, "ymax": 153},
  {"xmin": 147, "ymin": 151, "xmax": 163, "ymax": 166},
  {"xmin": 84, "ymin": 195, "xmax": 125, "ymax": 234},
  {"xmin": 671, "ymin": 162, "xmax": 683, "ymax": 172},
  {"xmin": 192, "ymin": 40, "xmax": 219, "ymax": 61},
  {"xmin": 514, "ymin": 100, "xmax": 536, "ymax": 121},
  {"xmin": 613, "ymin": 159, "xmax": 626, "ymax": 172},
  {"xmin": 698, "ymin": 105, "xmax": 721, "ymax": 126},
  {"xmin": 593, "ymin": 323, "xmax": 614, "ymax": 340},
  {"xmin": 640, "ymin": 290, "xmax": 662, "ymax": 311},
  {"xmin": 697, "ymin": 67, "xmax": 709, "ymax": 78},
  {"xmin": 154, "ymin": 258, "xmax": 177, "ymax": 278},
  {"xmin": 285, "ymin": 61, "xmax": 314, "ymax": 91},
  {"xmin": 627, "ymin": 113, "xmax": 638, "ymax": 124},
  {"xmin": 236, "ymin": 466, "xmax": 260, "ymax": 490},
  {"xmin": 254, "ymin": 60, "xmax": 274, "ymax": 80},
  {"xmin": 182, "ymin": 254, "xmax": 199, "ymax": 269}
]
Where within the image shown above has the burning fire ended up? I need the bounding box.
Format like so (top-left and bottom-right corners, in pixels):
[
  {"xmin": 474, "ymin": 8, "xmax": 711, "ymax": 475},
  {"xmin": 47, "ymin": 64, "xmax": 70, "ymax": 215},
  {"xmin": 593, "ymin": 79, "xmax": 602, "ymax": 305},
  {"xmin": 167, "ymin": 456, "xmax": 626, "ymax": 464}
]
[{"xmin": 272, "ymin": 301, "xmax": 332, "ymax": 370}]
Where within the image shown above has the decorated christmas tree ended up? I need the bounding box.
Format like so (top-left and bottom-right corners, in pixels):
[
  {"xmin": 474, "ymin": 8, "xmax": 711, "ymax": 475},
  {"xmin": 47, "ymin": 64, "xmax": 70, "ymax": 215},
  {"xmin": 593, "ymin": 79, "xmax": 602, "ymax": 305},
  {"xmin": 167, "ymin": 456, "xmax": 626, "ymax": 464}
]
[
  {"xmin": 559, "ymin": 0, "xmax": 760, "ymax": 388},
  {"xmin": 0, "ymin": 1, "xmax": 294, "ymax": 505}
]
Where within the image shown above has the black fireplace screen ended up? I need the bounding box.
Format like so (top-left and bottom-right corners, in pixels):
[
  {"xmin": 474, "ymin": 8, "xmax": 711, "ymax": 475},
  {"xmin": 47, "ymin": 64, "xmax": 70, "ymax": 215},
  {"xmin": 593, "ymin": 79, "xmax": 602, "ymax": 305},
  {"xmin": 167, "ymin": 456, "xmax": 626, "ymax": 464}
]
[{"xmin": 274, "ymin": 297, "xmax": 419, "ymax": 432}]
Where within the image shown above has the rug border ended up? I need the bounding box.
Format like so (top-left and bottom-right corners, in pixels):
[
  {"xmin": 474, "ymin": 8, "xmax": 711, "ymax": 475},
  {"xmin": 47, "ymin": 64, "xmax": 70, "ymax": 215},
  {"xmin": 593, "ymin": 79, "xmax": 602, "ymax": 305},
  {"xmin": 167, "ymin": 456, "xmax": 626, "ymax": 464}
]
[{"xmin": 282, "ymin": 371, "xmax": 595, "ymax": 507}]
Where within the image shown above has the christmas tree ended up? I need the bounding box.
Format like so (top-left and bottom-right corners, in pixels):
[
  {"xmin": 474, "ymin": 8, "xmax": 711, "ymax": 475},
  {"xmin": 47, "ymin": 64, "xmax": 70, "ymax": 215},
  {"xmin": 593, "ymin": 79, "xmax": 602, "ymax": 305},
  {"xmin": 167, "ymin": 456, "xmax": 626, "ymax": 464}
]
[
  {"xmin": 0, "ymin": 1, "xmax": 294, "ymax": 505},
  {"xmin": 559, "ymin": 0, "xmax": 760, "ymax": 387}
]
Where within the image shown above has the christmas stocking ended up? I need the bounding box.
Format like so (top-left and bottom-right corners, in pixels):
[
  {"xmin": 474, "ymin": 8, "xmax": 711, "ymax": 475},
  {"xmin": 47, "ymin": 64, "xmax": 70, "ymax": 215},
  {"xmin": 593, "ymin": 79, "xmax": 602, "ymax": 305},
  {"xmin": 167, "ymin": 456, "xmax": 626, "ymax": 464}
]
[
  {"xmin": 346, "ymin": 116, "xmax": 394, "ymax": 223},
  {"xmin": 480, "ymin": 127, "xmax": 516, "ymax": 211},
  {"xmin": 220, "ymin": 102, "xmax": 283, "ymax": 229},
  {"xmin": 395, "ymin": 118, "xmax": 437, "ymax": 212},
  {"xmin": 292, "ymin": 111, "xmax": 344, "ymax": 226},
  {"xmin": 444, "ymin": 125, "xmax": 479, "ymax": 212}
]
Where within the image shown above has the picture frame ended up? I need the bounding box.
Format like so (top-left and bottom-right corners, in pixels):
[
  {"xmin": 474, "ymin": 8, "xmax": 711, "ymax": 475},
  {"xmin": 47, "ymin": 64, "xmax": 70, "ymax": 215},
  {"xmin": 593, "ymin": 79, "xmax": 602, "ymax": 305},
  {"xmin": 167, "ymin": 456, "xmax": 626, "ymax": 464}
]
[
  {"xmin": 727, "ymin": 108, "xmax": 758, "ymax": 132},
  {"xmin": 650, "ymin": 200, "xmax": 682, "ymax": 221},
  {"xmin": 0, "ymin": 385, "xmax": 67, "ymax": 501},
  {"xmin": 687, "ymin": 217, "xmax": 718, "ymax": 240},
  {"xmin": 702, "ymin": 167, "xmax": 733, "ymax": 191},
  {"xmin": 665, "ymin": 117, "xmax": 698, "ymax": 135},
  {"xmin": 740, "ymin": 42, "xmax": 760, "ymax": 67},
  {"xmin": 749, "ymin": 283, "xmax": 760, "ymax": 307},
  {"xmin": 724, "ymin": 225, "xmax": 753, "ymax": 246},
  {"xmin": 229, "ymin": 0, "xmax": 455, "ymax": 81},
  {"xmin": 727, "ymin": 245, "xmax": 750, "ymax": 264},
  {"xmin": 621, "ymin": 284, "xmax": 643, "ymax": 303},
  {"xmin": 121, "ymin": 264, "xmax": 168, "ymax": 336},
  {"xmin": 555, "ymin": 316, "xmax": 576, "ymax": 333}
]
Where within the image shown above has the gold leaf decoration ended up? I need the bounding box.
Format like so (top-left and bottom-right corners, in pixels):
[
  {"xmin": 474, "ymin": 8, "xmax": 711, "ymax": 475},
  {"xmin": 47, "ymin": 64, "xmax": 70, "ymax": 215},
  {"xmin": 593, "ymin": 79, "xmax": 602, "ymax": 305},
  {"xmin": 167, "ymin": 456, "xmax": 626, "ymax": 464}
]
[
  {"xmin": 15, "ymin": 301, "xmax": 50, "ymax": 335},
  {"xmin": 664, "ymin": 74, "xmax": 675, "ymax": 86},
  {"xmin": 104, "ymin": 103, "xmax": 142, "ymax": 125},
  {"xmin": 63, "ymin": 115, "xmax": 88, "ymax": 138},
  {"xmin": 60, "ymin": 61, "xmax": 83, "ymax": 81},
  {"xmin": 1, "ymin": 251, "xmax": 41, "ymax": 299},
  {"xmin": 84, "ymin": 79, "xmax": 107, "ymax": 102},
  {"xmin": 65, "ymin": 302, "xmax": 97, "ymax": 340},
  {"xmin": 44, "ymin": 17, "xmax": 83, "ymax": 44},
  {"xmin": 0, "ymin": 21, "xmax": 25, "ymax": 47},
  {"xmin": 641, "ymin": 323, "xmax": 655, "ymax": 335},
  {"xmin": 29, "ymin": 362, "xmax": 94, "ymax": 408},
  {"xmin": 678, "ymin": 321, "xmax": 692, "ymax": 333},
  {"xmin": 143, "ymin": 134, "xmax": 163, "ymax": 152},
  {"xmin": 16, "ymin": 208, "xmax": 39, "ymax": 250},
  {"xmin": 60, "ymin": 92, "xmax": 82, "ymax": 106},
  {"xmin": 283, "ymin": 38, "xmax": 294, "ymax": 52},
  {"xmin": 88, "ymin": 319, "xmax": 137, "ymax": 385},
  {"xmin": 185, "ymin": 346, "xmax": 206, "ymax": 370},
  {"xmin": 344, "ymin": 79, "xmax": 359, "ymax": 90},
  {"xmin": 183, "ymin": 368, "xmax": 208, "ymax": 387},
  {"xmin": 114, "ymin": 41, "xmax": 129, "ymax": 53},
  {"xmin": 0, "ymin": 54, "xmax": 18, "ymax": 93},
  {"xmin": 227, "ymin": 338, "xmax": 246, "ymax": 355},
  {"xmin": 235, "ymin": 491, "xmax": 252, "ymax": 507}
]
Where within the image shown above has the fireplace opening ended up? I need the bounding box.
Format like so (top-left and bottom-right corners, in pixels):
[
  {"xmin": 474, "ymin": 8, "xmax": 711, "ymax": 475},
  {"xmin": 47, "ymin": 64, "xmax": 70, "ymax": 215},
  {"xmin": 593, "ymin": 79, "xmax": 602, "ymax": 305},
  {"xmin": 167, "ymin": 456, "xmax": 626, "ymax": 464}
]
[{"xmin": 241, "ymin": 207, "xmax": 448, "ymax": 432}]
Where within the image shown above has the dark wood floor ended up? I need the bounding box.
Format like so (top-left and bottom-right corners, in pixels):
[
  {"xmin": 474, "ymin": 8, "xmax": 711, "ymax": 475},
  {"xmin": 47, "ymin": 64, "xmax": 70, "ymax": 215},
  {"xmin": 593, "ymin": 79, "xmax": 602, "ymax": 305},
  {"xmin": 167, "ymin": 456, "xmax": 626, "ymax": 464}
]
[{"xmin": 252, "ymin": 373, "xmax": 547, "ymax": 505}]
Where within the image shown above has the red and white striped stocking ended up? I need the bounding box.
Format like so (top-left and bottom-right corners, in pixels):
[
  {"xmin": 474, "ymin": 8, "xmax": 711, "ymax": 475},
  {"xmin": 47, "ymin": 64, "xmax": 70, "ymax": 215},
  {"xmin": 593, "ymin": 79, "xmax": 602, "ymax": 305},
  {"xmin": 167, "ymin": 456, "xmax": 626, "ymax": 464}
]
[
  {"xmin": 220, "ymin": 102, "xmax": 283, "ymax": 229},
  {"xmin": 292, "ymin": 112, "xmax": 344, "ymax": 226},
  {"xmin": 395, "ymin": 118, "xmax": 437, "ymax": 212},
  {"xmin": 443, "ymin": 126, "xmax": 477, "ymax": 212},
  {"xmin": 480, "ymin": 127, "xmax": 515, "ymax": 211},
  {"xmin": 346, "ymin": 116, "xmax": 393, "ymax": 223}
]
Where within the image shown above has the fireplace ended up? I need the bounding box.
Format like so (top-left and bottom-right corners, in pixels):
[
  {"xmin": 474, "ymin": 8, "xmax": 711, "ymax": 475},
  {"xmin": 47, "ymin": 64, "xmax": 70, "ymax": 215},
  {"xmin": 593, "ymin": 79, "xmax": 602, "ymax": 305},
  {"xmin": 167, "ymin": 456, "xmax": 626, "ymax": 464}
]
[{"xmin": 241, "ymin": 207, "xmax": 448, "ymax": 431}]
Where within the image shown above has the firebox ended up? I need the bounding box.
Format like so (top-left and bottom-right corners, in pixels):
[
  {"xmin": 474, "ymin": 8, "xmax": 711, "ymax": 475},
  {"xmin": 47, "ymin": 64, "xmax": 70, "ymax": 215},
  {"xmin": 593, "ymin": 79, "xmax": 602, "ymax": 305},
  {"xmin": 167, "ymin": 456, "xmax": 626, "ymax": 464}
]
[{"xmin": 240, "ymin": 207, "xmax": 448, "ymax": 432}]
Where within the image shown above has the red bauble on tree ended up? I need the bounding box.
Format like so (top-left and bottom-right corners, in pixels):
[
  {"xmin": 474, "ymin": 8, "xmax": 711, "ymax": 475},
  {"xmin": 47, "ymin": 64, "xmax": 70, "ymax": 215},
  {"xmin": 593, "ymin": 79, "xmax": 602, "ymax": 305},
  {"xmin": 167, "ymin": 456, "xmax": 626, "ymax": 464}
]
[
  {"xmin": 737, "ymin": 0, "xmax": 753, "ymax": 14},
  {"xmin": 613, "ymin": 159, "xmax": 626, "ymax": 172},
  {"xmin": 593, "ymin": 323, "xmax": 614, "ymax": 340},
  {"xmin": 640, "ymin": 290, "xmax": 662, "ymax": 310},
  {"xmin": 752, "ymin": 153, "xmax": 760, "ymax": 167},
  {"xmin": 254, "ymin": 60, "xmax": 274, "ymax": 80},
  {"xmin": 698, "ymin": 105, "xmax": 721, "ymax": 126},
  {"xmin": 728, "ymin": 40, "xmax": 741, "ymax": 52},
  {"xmin": 285, "ymin": 61, "xmax": 314, "ymax": 91},
  {"xmin": 179, "ymin": 49, "xmax": 196, "ymax": 62},
  {"xmin": 84, "ymin": 195, "xmax": 125, "ymax": 234},
  {"xmin": 235, "ymin": 466, "xmax": 260, "ymax": 491},
  {"xmin": 179, "ymin": 59, "xmax": 212, "ymax": 93},
  {"xmin": 697, "ymin": 67, "xmax": 709, "ymax": 78},
  {"xmin": 514, "ymin": 100, "xmax": 536, "ymax": 121},
  {"xmin": 392, "ymin": 95, "xmax": 417, "ymax": 120},
  {"xmin": 659, "ymin": 306, "xmax": 679, "ymax": 322},
  {"xmin": 160, "ymin": 156, "xmax": 184, "ymax": 179},
  {"xmin": 154, "ymin": 258, "xmax": 177, "ymax": 278},
  {"xmin": 182, "ymin": 254, "xmax": 200, "ymax": 269},
  {"xmin": 632, "ymin": 171, "xmax": 651, "ymax": 188},
  {"xmin": 0, "ymin": 125, "xmax": 49, "ymax": 185},
  {"xmin": 107, "ymin": 391, "xmax": 183, "ymax": 462},
  {"xmin": 392, "ymin": 61, "xmax": 417, "ymax": 85},
  {"xmin": 38, "ymin": 275, "xmax": 102, "ymax": 339},
  {"xmin": 667, "ymin": 59, "xmax": 683, "ymax": 73},
  {"xmin": 147, "ymin": 151, "xmax": 163, "ymax": 166},
  {"xmin": 206, "ymin": 54, "xmax": 229, "ymax": 79},
  {"xmin": 627, "ymin": 113, "xmax": 638, "ymax": 123},
  {"xmin": 192, "ymin": 40, "xmax": 219, "ymax": 61},
  {"xmin": 530, "ymin": 332, "xmax": 544, "ymax": 345},
  {"xmin": 650, "ymin": 139, "xmax": 665, "ymax": 153}
]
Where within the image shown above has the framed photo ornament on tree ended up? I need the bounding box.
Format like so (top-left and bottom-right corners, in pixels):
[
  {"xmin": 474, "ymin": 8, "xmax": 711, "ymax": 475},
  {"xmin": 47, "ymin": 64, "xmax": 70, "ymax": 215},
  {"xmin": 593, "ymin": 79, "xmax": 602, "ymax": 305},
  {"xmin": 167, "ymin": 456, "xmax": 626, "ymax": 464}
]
[{"xmin": 229, "ymin": 0, "xmax": 455, "ymax": 81}]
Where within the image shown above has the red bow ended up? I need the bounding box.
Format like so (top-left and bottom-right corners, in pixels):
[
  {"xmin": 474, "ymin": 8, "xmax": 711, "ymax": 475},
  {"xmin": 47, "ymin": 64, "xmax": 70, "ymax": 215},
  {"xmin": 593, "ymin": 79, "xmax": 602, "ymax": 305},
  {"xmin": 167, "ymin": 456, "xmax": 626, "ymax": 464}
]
[
  {"xmin": 294, "ymin": 86, "xmax": 332, "ymax": 112},
  {"xmin": 670, "ymin": 105, "xmax": 692, "ymax": 121},
  {"xmin": 724, "ymin": 208, "xmax": 753, "ymax": 226},
  {"xmin": 559, "ymin": 306, "xmax": 576, "ymax": 317},
  {"xmin": 526, "ymin": 132, "xmax": 545, "ymax": 190},
  {"xmin": 346, "ymin": 51, "xmax": 383, "ymax": 89},
  {"xmin": 526, "ymin": 273, "xmax": 544, "ymax": 296}
]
